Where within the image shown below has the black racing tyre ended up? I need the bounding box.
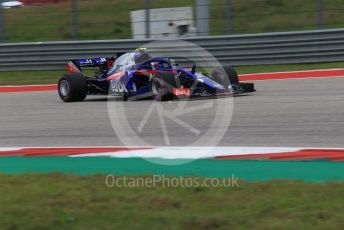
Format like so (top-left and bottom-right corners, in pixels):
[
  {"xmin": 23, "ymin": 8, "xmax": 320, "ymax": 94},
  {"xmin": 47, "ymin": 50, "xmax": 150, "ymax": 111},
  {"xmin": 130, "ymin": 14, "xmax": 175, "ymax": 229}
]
[
  {"xmin": 225, "ymin": 66, "xmax": 239, "ymax": 85},
  {"xmin": 150, "ymin": 71, "xmax": 177, "ymax": 101},
  {"xmin": 211, "ymin": 66, "xmax": 239, "ymax": 87},
  {"xmin": 58, "ymin": 73, "xmax": 88, "ymax": 102}
]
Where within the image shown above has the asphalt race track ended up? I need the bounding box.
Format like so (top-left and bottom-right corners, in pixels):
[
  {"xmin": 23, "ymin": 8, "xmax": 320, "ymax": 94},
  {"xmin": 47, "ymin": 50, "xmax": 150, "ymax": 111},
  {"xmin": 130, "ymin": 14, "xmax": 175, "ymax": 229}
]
[{"xmin": 1, "ymin": 77, "xmax": 343, "ymax": 147}]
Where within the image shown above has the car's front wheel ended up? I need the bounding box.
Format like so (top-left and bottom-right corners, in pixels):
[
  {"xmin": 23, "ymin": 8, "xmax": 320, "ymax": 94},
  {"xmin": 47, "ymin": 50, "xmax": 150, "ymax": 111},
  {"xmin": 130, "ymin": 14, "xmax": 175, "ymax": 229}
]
[
  {"xmin": 211, "ymin": 66, "xmax": 239, "ymax": 87},
  {"xmin": 211, "ymin": 66, "xmax": 244, "ymax": 93},
  {"xmin": 58, "ymin": 73, "xmax": 87, "ymax": 102},
  {"xmin": 151, "ymin": 72, "xmax": 177, "ymax": 101}
]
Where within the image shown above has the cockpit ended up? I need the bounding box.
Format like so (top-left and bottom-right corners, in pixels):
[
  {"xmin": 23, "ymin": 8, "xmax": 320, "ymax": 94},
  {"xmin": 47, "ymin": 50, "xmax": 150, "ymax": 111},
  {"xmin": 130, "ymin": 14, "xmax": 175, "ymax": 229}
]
[{"xmin": 107, "ymin": 51, "xmax": 152, "ymax": 75}]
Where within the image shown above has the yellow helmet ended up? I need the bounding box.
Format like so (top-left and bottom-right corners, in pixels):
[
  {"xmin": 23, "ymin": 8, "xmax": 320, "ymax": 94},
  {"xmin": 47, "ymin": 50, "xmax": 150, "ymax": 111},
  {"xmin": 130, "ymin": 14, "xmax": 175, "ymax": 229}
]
[{"xmin": 136, "ymin": 47, "xmax": 147, "ymax": 52}]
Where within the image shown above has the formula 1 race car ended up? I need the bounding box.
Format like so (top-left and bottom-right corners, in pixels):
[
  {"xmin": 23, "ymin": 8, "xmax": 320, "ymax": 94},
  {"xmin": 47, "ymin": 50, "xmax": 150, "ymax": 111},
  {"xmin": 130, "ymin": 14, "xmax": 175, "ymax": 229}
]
[{"xmin": 58, "ymin": 49, "xmax": 255, "ymax": 102}]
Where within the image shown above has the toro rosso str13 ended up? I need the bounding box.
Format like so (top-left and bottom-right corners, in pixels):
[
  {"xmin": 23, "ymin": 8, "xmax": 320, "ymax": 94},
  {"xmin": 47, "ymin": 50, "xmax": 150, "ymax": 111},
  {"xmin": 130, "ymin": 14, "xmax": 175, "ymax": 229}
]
[{"xmin": 58, "ymin": 49, "xmax": 255, "ymax": 102}]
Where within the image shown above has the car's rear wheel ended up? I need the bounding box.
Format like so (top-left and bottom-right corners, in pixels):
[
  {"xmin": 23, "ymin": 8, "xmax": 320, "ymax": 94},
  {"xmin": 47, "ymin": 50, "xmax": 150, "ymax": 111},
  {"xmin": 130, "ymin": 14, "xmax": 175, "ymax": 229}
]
[
  {"xmin": 58, "ymin": 73, "xmax": 87, "ymax": 102},
  {"xmin": 151, "ymin": 72, "xmax": 177, "ymax": 101}
]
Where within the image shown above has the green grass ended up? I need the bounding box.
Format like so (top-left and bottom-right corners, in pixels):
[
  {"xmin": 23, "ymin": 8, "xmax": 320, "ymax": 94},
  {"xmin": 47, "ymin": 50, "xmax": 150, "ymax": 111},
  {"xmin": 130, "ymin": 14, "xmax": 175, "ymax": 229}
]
[
  {"xmin": 0, "ymin": 70, "xmax": 61, "ymax": 85},
  {"xmin": 0, "ymin": 62, "xmax": 343, "ymax": 85},
  {"xmin": 0, "ymin": 173, "xmax": 344, "ymax": 229},
  {"xmin": 2, "ymin": 0, "xmax": 344, "ymax": 42}
]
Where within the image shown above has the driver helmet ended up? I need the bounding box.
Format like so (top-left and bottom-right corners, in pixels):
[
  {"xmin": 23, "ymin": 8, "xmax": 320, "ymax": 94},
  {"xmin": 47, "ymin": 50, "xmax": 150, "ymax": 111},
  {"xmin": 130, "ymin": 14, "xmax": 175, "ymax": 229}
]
[{"xmin": 134, "ymin": 48, "xmax": 152, "ymax": 64}]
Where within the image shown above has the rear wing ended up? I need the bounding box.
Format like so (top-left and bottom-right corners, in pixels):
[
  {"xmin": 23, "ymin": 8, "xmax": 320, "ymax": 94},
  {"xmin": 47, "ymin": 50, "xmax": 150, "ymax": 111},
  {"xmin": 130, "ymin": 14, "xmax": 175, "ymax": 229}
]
[{"xmin": 67, "ymin": 58, "xmax": 108, "ymax": 73}]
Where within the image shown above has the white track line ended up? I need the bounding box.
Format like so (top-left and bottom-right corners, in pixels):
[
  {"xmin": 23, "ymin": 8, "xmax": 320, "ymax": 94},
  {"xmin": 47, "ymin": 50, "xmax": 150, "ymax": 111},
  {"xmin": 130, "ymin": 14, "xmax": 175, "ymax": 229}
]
[
  {"xmin": 241, "ymin": 75, "xmax": 344, "ymax": 82},
  {"xmin": 240, "ymin": 68, "xmax": 344, "ymax": 76}
]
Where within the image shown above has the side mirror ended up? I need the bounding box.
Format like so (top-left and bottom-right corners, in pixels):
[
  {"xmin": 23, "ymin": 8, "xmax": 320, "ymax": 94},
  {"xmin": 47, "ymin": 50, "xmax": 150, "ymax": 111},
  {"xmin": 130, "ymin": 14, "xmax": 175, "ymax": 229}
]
[{"xmin": 191, "ymin": 64, "xmax": 196, "ymax": 74}]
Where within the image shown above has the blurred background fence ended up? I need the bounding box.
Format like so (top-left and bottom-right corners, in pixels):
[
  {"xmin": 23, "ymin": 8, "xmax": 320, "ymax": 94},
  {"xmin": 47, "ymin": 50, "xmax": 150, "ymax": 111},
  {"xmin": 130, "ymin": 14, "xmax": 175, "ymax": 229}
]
[
  {"xmin": 1, "ymin": 28, "xmax": 344, "ymax": 71},
  {"xmin": 0, "ymin": 0, "xmax": 343, "ymax": 43}
]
